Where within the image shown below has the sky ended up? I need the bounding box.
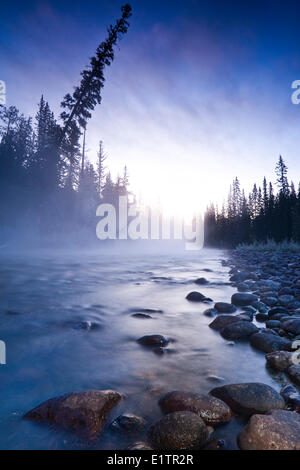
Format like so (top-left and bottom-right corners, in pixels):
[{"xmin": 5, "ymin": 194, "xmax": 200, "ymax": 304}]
[{"xmin": 1, "ymin": 0, "xmax": 300, "ymax": 216}]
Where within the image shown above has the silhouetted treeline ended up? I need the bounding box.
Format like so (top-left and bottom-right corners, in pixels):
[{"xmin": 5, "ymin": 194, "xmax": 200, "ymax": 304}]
[
  {"xmin": 0, "ymin": 99, "xmax": 132, "ymax": 245},
  {"xmin": 204, "ymin": 156, "xmax": 300, "ymax": 248}
]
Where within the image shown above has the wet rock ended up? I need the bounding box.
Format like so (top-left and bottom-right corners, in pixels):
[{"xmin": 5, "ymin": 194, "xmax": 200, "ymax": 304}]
[
  {"xmin": 230, "ymin": 273, "xmax": 249, "ymax": 282},
  {"xmin": 214, "ymin": 302, "xmax": 237, "ymax": 313},
  {"xmin": 265, "ymin": 320, "xmax": 281, "ymax": 329},
  {"xmin": 279, "ymin": 295, "xmax": 295, "ymax": 307},
  {"xmin": 24, "ymin": 390, "xmax": 122, "ymax": 439},
  {"xmin": 257, "ymin": 280, "xmax": 281, "ymax": 291},
  {"xmin": 287, "ymin": 364, "xmax": 300, "ymax": 385},
  {"xmin": 268, "ymin": 306, "xmax": 289, "ymax": 316},
  {"xmin": 195, "ymin": 277, "xmax": 209, "ymax": 285},
  {"xmin": 210, "ymin": 382, "xmax": 284, "ymax": 415},
  {"xmin": 209, "ymin": 315, "xmax": 244, "ymax": 331},
  {"xmin": 220, "ymin": 322, "xmax": 258, "ymax": 341},
  {"xmin": 280, "ymin": 385, "xmax": 300, "ymax": 412},
  {"xmin": 263, "ymin": 297, "xmax": 278, "ymax": 307},
  {"xmin": 186, "ymin": 292, "xmax": 210, "ymax": 302},
  {"xmin": 252, "ymin": 301, "xmax": 268, "ymax": 313},
  {"xmin": 231, "ymin": 293, "xmax": 258, "ymax": 307},
  {"xmin": 265, "ymin": 351, "xmax": 293, "ymax": 371},
  {"xmin": 148, "ymin": 411, "xmax": 208, "ymax": 449},
  {"xmin": 127, "ymin": 441, "xmax": 153, "ymax": 450},
  {"xmin": 203, "ymin": 308, "xmax": 217, "ymax": 317},
  {"xmin": 159, "ymin": 391, "xmax": 232, "ymax": 426},
  {"xmin": 255, "ymin": 313, "xmax": 269, "ymax": 322},
  {"xmin": 281, "ymin": 319, "xmax": 300, "ymax": 335},
  {"xmin": 131, "ymin": 313, "xmax": 152, "ymax": 319},
  {"xmin": 242, "ymin": 306, "xmax": 257, "ymax": 314},
  {"xmin": 111, "ymin": 414, "xmax": 147, "ymax": 434},
  {"xmin": 137, "ymin": 335, "xmax": 169, "ymax": 347},
  {"xmin": 238, "ymin": 409, "xmax": 300, "ymax": 450},
  {"xmin": 250, "ymin": 332, "xmax": 292, "ymax": 353}
]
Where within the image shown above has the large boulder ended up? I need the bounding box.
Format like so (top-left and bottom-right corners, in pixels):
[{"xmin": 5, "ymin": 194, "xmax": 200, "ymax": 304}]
[
  {"xmin": 210, "ymin": 383, "xmax": 284, "ymax": 415},
  {"xmin": 24, "ymin": 390, "xmax": 122, "ymax": 439},
  {"xmin": 148, "ymin": 411, "xmax": 208, "ymax": 449},
  {"xmin": 214, "ymin": 302, "xmax": 237, "ymax": 314},
  {"xmin": 238, "ymin": 410, "xmax": 300, "ymax": 450},
  {"xmin": 220, "ymin": 322, "xmax": 258, "ymax": 341},
  {"xmin": 158, "ymin": 391, "xmax": 232, "ymax": 426},
  {"xmin": 250, "ymin": 332, "xmax": 291, "ymax": 353},
  {"xmin": 231, "ymin": 293, "xmax": 258, "ymax": 307},
  {"xmin": 265, "ymin": 351, "xmax": 293, "ymax": 371},
  {"xmin": 287, "ymin": 364, "xmax": 300, "ymax": 385},
  {"xmin": 209, "ymin": 315, "xmax": 243, "ymax": 331}
]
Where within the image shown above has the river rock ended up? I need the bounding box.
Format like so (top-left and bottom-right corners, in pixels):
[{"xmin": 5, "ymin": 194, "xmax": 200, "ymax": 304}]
[
  {"xmin": 281, "ymin": 319, "xmax": 300, "ymax": 335},
  {"xmin": 24, "ymin": 390, "xmax": 122, "ymax": 439},
  {"xmin": 209, "ymin": 315, "xmax": 244, "ymax": 331},
  {"xmin": 111, "ymin": 414, "xmax": 147, "ymax": 434},
  {"xmin": 214, "ymin": 302, "xmax": 237, "ymax": 313},
  {"xmin": 265, "ymin": 351, "xmax": 293, "ymax": 371},
  {"xmin": 265, "ymin": 320, "xmax": 281, "ymax": 329},
  {"xmin": 137, "ymin": 335, "xmax": 169, "ymax": 347},
  {"xmin": 203, "ymin": 308, "xmax": 217, "ymax": 317},
  {"xmin": 158, "ymin": 391, "xmax": 232, "ymax": 426},
  {"xmin": 256, "ymin": 313, "xmax": 269, "ymax": 322},
  {"xmin": 250, "ymin": 332, "xmax": 292, "ymax": 353},
  {"xmin": 279, "ymin": 295, "xmax": 295, "ymax": 307},
  {"xmin": 268, "ymin": 306, "xmax": 289, "ymax": 316},
  {"xmin": 220, "ymin": 322, "xmax": 258, "ymax": 341},
  {"xmin": 195, "ymin": 278, "xmax": 209, "ymax": 285},
  {"xmin": 280, "ymin": 385, "xmax": 300, "ymax": 412},
  {"xmin": 287, "ymin": 364, "xmax": 300, "ymax": 385},
  {"xmin": 210, "ymin": 382, "xmax": 284, "ymax": 415},
  {"xmin": 238, "ymin": 409, "xmax": 300, "ymax": 450},
  {"xmin": 263, "ymin": 297, "xmax": 278, "ymax": 307},
  {"xmin": 252, "ymin": 301, "xmax": 268, "ymax": 313},
  {"xmin": 231, "ymin": 293, "xmax": 258, "ymax": 307},
  {"xmin": 186, "ymin": 292, "xmax": 210, "ymax": 302},
  {"xmin": 148, "ymin": 411, "xmax": 208, "ymax": 449}
]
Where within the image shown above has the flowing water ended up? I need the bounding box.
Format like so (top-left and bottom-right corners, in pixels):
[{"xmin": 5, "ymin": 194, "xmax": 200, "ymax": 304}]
[{"xmin": 0, "ymin": 247, "xmax": 284, "ymax": 449}]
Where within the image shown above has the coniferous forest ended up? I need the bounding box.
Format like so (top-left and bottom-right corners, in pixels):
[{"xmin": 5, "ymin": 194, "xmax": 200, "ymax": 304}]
[
  {"xmin": 0, "ymin": 4, "xmax": 132, "ymax": 247},
  {"xmin": 204, "ymin": 156, "xmax": 300, "ymax": 248}
]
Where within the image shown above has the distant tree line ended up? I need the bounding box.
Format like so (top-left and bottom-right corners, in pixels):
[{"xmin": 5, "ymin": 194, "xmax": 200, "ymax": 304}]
[{"xmin": 204, "ymin": 156, "xmax": 300, "ymax": 247}]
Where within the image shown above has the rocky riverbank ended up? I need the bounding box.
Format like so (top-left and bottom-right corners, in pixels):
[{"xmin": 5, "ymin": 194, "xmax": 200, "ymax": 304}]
[{"xmin": 21, "ymin": 248, "xmax": 300, "ymax": 450}]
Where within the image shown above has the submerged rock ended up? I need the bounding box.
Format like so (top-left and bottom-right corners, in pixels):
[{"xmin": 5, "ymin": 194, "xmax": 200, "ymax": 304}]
[
  {"xmin": 194, "ymin": 277, "xmax": 209, "ymax": 285},
  {"xmin": 137, "ymin": 335, "xmax": 169, "ymax": 347},
  {"xmin": 203, "ymin": 308, "xmax": 217, "ymax": 317},
  {"xmin": 231, "ymin": 293, "xmax": 258, "ymax": 307},
  {"xmin": 24, "ymin": 390, "xmax": 122, "ymax": 439},
  {"xmin": 214, "ymin": 302, "xmax": 237, "ymax": 314},
  {"xmin": 210, "ymin": 382, "xmax": 284, "ymax": 415},
  {"xmin": 131, "ymin": 313, "xmax": 152, "ymax": 319},
  {"xmin": 238, "ymin": 410, "xmax": 300, "ymax": 450},
  {"xmin": 250, "ymin": 332, "xmax": 292, "ymax": 353},
  {"xmin": 148, "ymin": 411, "xmax": 208, "ymax": 449},
  {"xmin": 158, "ymin": 391, "xmax": 232, "ymax": 426},
  {"xmin": 220, "ymin": 321, "xmax": 258, "ymax": 341}
]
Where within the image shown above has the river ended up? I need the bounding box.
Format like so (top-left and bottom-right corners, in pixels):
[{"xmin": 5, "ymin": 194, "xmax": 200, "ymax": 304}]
[{"xmin": 0, "ymin": 247, "xmax": 283, "ymax": 449}]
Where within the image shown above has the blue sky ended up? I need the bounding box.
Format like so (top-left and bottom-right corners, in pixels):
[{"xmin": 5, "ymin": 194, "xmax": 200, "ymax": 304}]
[{"xmin": 1, "ymin": 0, "xmax": 300, "ymax": 214}]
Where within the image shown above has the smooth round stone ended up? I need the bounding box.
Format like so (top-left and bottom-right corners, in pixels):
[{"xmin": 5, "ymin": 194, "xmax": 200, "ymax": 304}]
[
  {"xmin": 214, "ymin": 302, "xmax": 237, "ymax": 313},
  {"xmin": 250, "ymin": 332, "xmax": 291, "ymax": 353},
  {"xmin": 209, "ymin": 315, "xmax": 244, "ymax": 331},
  {"xmin": 148, "ymin": 411, "xmax": 209, "ymax": 450},
  {"xmin": 265, "ymin": 320, "xmax": 281, "ymax": 329},
  {"xmin": 194, "ymin": 277, "xmax": 209, "ymax": 285},
  {"xmin": 210, "ymin": 382, "xmax": 284, "ymax": 415},
  {"xmin": 279, "ymin": 295, "xmax": 295, "ymax": 307},
  {"xmin": 263, "ymin": 297, "xmax": 279, "ymax": 307},
  {"xmin": 255, "ymin": 313, "xmax": 269, "ymax": 322},
  {"xmin": 268, "ymin": 306, "xmax": 289, "ymax": 316},
  {"xmin": 158, "ymin": 391, "xmax": 232, "ymax": 426},
  {"xmin": 231, "ymin": 293, "xmax": 258, "ymax": 307},
  {"xmin": 137, "ymin": 335, "xmax": 169, "ymax": 347},
  {"xmin": 186, "ymin": 291, "xmax": 207, "ymax": 302},
  {"xmin": 281, "ymin": 319, "xmax": 300, "ymax": 335},
  {"xmin": 238, "ymin": 410, "xmax": 300, "ymax": 450},
  {"xmin": 220, "ymin": 322, "xmax": 258, "ymax": 341}
]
